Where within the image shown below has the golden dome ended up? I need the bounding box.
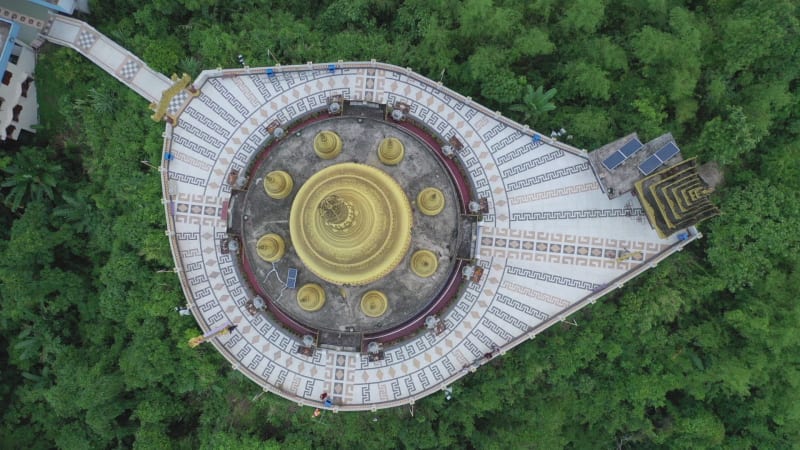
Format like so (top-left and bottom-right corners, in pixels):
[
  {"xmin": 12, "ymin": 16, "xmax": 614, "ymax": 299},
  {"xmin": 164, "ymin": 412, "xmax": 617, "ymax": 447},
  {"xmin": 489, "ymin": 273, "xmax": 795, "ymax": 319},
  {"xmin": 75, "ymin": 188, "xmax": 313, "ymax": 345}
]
[
  {"xmin": 289, "ymin": 163, "xmax": 412, "ymax": 285},
  {"xmin": 297, "ymin": 283, "xmax": 326, "ymax": 312},
  {"xmin": 256, "ymin": 234, "xmax": 286, "ymax": 262},
  {"xmin": 263, "ymin": 170, "xmax": 294, "ymax": 199},
  {"xmin": 361, "ymin": 290, "xmax": 388, "ymax": 317},
  {"xmin": 313, "ymin": 130, "xmax": 343, "ymax": 159},
  {"xmin": 410, "ymin": 250, "xmax": 438, "ymax": 277},
  {"xmin": 377, "ymin": 137, "xmax": 404, "ymax": 165},
  {"xmin": 417, "ymin": 187, "xmax": 445, "ymax": 216}
]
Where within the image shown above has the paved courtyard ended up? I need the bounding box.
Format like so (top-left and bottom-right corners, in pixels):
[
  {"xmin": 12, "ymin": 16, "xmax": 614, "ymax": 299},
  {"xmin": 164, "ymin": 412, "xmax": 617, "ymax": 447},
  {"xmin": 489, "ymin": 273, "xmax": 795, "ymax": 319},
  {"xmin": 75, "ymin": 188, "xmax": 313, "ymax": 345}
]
[{"xmin": 159, "ymin": 62, "xmax": 700, "ymax": 411}]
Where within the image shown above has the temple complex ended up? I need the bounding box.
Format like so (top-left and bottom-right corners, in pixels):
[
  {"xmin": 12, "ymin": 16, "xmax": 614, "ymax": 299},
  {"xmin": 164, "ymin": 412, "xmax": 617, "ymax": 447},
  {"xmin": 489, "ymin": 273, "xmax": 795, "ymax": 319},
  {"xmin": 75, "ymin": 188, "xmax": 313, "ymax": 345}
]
[
  {"xmin": 157, "ymin": 62, "xmax": 717, "ymax": 410},
  {"xmin": 7, "ymin": 7, "xmax": 720, "ymax": 411}
]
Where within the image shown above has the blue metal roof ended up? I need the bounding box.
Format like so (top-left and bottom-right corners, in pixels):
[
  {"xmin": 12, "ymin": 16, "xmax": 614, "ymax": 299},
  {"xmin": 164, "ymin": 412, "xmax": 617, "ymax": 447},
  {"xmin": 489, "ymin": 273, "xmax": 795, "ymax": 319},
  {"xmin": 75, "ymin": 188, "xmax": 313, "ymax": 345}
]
[{"xmin": 26, "ymin": 0, "xmax": 72, "ymax": 14}]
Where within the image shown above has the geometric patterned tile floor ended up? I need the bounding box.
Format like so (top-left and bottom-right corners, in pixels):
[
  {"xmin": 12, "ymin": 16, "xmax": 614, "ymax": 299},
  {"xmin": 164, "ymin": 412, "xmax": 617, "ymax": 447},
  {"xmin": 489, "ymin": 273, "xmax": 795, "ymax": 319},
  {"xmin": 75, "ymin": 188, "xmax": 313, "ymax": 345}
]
[{"xmin": 160, "ymin": 62, "xmax": 701, "ymax": 411}]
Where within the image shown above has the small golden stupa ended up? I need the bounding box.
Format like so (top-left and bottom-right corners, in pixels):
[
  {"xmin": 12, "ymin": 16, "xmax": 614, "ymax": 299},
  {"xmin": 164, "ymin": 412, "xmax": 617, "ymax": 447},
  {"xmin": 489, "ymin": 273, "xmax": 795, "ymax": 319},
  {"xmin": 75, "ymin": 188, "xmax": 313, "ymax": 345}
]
[
  {"xmin": 417, "ymin": 187, "xmax": 445, "ymax": 216},
  {"xmin": 313, "ymin": 130, "xmax": 343, "ymax": 159},
  {"xmin": 256, "ymin": 234, "xmax": 286, "ymax": 262},
  {"xmin": 289, "ymin": 163, "xmax": 412, "ymax": 285},
  {"xmin": 360, "ymin": 290, "xmax": 388, "ymax": 317},
  {"xmin": 297, "ymin": 283, "xmax": 326, "ymax": 312},
  {"xmin": 410, "ymin": 250, "xmax": 438, "ymax": 277},
  {"xmin": 263, "ymin": 170, "xmax": 294, "ymax": 199},
  {"xmin": 377, "ymin": 137, "xmax": 404, "ymax": 165}
]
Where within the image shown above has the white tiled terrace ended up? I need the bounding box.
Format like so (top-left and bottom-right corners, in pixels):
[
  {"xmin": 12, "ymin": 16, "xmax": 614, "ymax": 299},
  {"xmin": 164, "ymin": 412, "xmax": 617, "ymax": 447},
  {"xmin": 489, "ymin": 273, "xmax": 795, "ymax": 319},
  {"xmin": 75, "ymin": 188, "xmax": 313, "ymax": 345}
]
[{"xmin": 158, "ymin": 62, "xmax": 701, "ymax": 411}]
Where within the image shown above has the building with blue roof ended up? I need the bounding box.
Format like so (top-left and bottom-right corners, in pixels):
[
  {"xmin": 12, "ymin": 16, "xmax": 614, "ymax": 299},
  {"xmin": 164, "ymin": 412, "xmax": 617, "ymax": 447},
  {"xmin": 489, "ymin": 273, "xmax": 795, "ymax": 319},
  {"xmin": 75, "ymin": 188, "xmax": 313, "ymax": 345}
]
[{"xmin": 0, "ymin": 0, "xmax": 88, "ymax": 141}]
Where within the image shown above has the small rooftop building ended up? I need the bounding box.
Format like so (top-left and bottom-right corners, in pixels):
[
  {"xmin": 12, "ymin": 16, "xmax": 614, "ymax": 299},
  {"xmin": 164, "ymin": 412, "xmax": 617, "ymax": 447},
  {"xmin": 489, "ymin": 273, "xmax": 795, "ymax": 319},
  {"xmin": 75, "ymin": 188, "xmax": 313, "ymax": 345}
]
[
  {"xmin": 0, "ymin": 17, "xmax": 37, "ymax": 141},
  {"xmin": 0, "ymin": 0, "xmax": 89, "ymax": 141},
  {"xmin": 635, "ymin": 158, "xmax": 720, "ymax": 238},
  {"xmin": 589, "ymin": 132, "xmax": 720, "ymax": 237}
]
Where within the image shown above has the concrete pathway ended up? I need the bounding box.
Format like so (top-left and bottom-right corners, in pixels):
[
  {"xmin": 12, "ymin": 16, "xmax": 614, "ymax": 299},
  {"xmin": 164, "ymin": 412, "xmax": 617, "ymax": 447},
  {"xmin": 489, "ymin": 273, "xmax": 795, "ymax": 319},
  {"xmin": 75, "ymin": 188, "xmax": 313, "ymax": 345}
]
[{"xmin": 40, "ymin": 14, "xmax": 171, "ymax": 103}]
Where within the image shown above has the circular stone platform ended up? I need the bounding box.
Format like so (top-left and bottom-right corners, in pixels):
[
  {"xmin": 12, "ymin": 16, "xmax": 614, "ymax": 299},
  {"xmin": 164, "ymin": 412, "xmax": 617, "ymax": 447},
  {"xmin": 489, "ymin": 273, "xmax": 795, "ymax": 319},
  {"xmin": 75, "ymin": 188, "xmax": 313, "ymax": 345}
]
[{"xmin": 238, "ymin": 116, "xmax": 461, "ymax": 333}]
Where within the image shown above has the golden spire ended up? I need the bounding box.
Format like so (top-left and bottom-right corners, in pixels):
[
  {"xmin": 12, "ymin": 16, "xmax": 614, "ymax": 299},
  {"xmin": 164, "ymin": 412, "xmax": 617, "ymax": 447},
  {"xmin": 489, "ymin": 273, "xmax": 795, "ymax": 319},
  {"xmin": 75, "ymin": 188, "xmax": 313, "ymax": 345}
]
[
  {"xmin": 313, "ymin": 130, "xmax": 343, "ymax": 159},
  {"xmin": 377, "ymin": 137, "xmax": 405, "ymax": 165},
  {"xmin": 318, "ymin": 194, "xmax": 355, "ymax": 230},
  {"xmin": 263, "ymin": 170, "xmax": 294, "ymax": 199},
  {"xmin": 256, "ymin": 234, "xmax": 286, "ymax": 262},
  {"xmin": 411, "ymin": 250, "xmax": 438, "ymax": 277},
  {"xmin": 417, "ymin": 187, "xmax": 445, "ymax": 216},
  {"xmin": 289, "ymin": 163, "xmax": 412, "ymax": 285},
  {"xmin": 361, "ymin": 290, "xmax": 388, "ymax": 317},
  {"xmin": 297, "ymin": 283, "xmax": 326, "ymax": 312}
]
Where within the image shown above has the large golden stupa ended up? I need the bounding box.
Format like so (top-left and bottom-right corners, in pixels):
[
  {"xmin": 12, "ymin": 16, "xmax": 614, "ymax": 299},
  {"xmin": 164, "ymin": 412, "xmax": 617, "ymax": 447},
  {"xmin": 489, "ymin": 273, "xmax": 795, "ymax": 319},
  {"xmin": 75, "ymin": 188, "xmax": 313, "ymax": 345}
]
[{"xmin": 289, "ymin": 162, "xmax": 413, "ymax": 286}]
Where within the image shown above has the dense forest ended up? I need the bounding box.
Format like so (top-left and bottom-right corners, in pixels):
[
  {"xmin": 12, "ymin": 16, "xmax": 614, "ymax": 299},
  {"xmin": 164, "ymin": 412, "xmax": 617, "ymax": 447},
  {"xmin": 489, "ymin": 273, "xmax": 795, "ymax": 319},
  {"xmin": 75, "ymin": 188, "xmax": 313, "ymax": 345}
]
[{"xmin": 1, "ymin": 0, "xmax": 798, "ymax": 448}]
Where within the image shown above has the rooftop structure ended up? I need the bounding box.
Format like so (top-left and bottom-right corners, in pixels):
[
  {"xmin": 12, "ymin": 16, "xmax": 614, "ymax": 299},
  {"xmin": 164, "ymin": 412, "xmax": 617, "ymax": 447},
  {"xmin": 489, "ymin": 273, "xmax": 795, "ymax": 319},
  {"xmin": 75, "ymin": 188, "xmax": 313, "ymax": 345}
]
[
  {"xmin": 0, "ymin": 16, "xmax": 36, "ymax": 141},
  {"xmin": 635, "ymin": 158, "xmax": 720, "ymax": 238},
  {"xmin": 0, "ymin": 0, "xmax": 89, "ymax": 141},
  {"xmin": 590, "ymin": 132, "xmax": 681, "ymax": 199}
]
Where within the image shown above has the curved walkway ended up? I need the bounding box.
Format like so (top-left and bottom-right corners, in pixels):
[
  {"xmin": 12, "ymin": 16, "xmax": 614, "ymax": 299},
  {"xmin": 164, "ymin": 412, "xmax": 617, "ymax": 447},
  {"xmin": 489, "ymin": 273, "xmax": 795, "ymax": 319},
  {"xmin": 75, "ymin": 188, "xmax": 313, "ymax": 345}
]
[{"xmin": 40, "ymin": 14, "xmax": 171, "ymax": 102}]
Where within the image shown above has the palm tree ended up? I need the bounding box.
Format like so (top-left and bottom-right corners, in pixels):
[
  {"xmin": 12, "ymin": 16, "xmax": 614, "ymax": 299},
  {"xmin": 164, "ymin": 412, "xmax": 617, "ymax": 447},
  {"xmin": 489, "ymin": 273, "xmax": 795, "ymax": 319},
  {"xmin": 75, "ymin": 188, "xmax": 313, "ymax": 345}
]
[
  {"xmin": 1, "ymin": 146, "xmax": 62, "ymax": 211},
  {"xmin": 510, "ymin": 84, "xmax": 558, "ymax": 124},
  {"xmin": 53, "ymin": 190, "xmax": 95, "ymax": 233},
  {"xmin": 13, "ymin": 326, "xmax": 63, "ymax": 368}
]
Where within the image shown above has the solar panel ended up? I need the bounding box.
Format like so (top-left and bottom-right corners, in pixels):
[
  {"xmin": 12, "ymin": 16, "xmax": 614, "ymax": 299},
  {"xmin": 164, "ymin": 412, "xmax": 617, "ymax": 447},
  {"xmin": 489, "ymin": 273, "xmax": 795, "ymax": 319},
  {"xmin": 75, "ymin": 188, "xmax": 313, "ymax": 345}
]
[
  {"xmin": 639, "ymin": 155, "xmax": 662, "ymax": 175},
  {"xmin": 603, "ymin": 151, "xmax": 626, "ymax": 170},
  {"xmin": 655, "ymin": 142, "xmax": 680, "ymax": 162},
  {"xmin": 619, "ymin": 138, "xmax": 643, "ymax": 157},
  {"xmin": 286, "ymin": 268, "xmax": 298, "ymax": 289}
]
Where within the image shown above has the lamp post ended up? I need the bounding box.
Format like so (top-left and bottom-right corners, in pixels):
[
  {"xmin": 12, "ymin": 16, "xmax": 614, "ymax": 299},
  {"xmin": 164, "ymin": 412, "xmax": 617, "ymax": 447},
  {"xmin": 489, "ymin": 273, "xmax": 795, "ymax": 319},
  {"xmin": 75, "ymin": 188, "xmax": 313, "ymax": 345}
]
[{"xmin": 140, "ymin": 160, "xmax": 159, "ymax": 170}]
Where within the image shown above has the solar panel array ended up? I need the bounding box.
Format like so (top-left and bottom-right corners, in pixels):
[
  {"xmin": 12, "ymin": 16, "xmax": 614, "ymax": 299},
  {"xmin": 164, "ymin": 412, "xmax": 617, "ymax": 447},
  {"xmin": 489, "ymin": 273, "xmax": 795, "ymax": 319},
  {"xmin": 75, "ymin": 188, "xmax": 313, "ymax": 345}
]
[
  {"xmin": 619, "ymin": 138, "xmax": 644, "ymax": 157},
  {"xmin": 602, "ymin": 138, "xmax": 643, "ymax": 170},
  {"xmin": 602, "ymin": 151, "xmax": 626, "ymax": 170},
  {"xmin": 639, "ymin": 142, "xmax": 681, "ymax": 175}
]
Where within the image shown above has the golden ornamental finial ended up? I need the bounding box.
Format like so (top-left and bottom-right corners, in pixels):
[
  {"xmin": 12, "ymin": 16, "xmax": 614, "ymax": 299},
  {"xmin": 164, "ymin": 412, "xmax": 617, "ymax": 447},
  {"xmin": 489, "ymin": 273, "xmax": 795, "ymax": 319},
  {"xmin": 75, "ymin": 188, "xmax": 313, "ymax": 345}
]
[
  {"xmin": 263, "ymin": 170, "xmax": 294, "ymax": 199},
  {"xmin": 256, "ymin": 234, "xmax": 286, "ymax": 262},
  {"xmin": 297, "ymin": 284, "xmax": 326, "ymax": 312},
  {"xmin": 313, "ymin": 130, "xmax": 343, "ymax": 159},
  {"xmin": 361, "ymin": 290, "xmax": 388, "ymax": 317},
  {"xmin": 411, "ymin": 250, "xmax": 438, "ymax": 277},
  {"xmin": 378, "ymin": 137, "xmax": 405, "ymax": 165},
  {"xmin": 417, "ymin": 187, "xmax": 445, "ymax": 216},
  {"xmin": 318, "ymin": 194, "xmax": 355, "ymax": 230}
]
